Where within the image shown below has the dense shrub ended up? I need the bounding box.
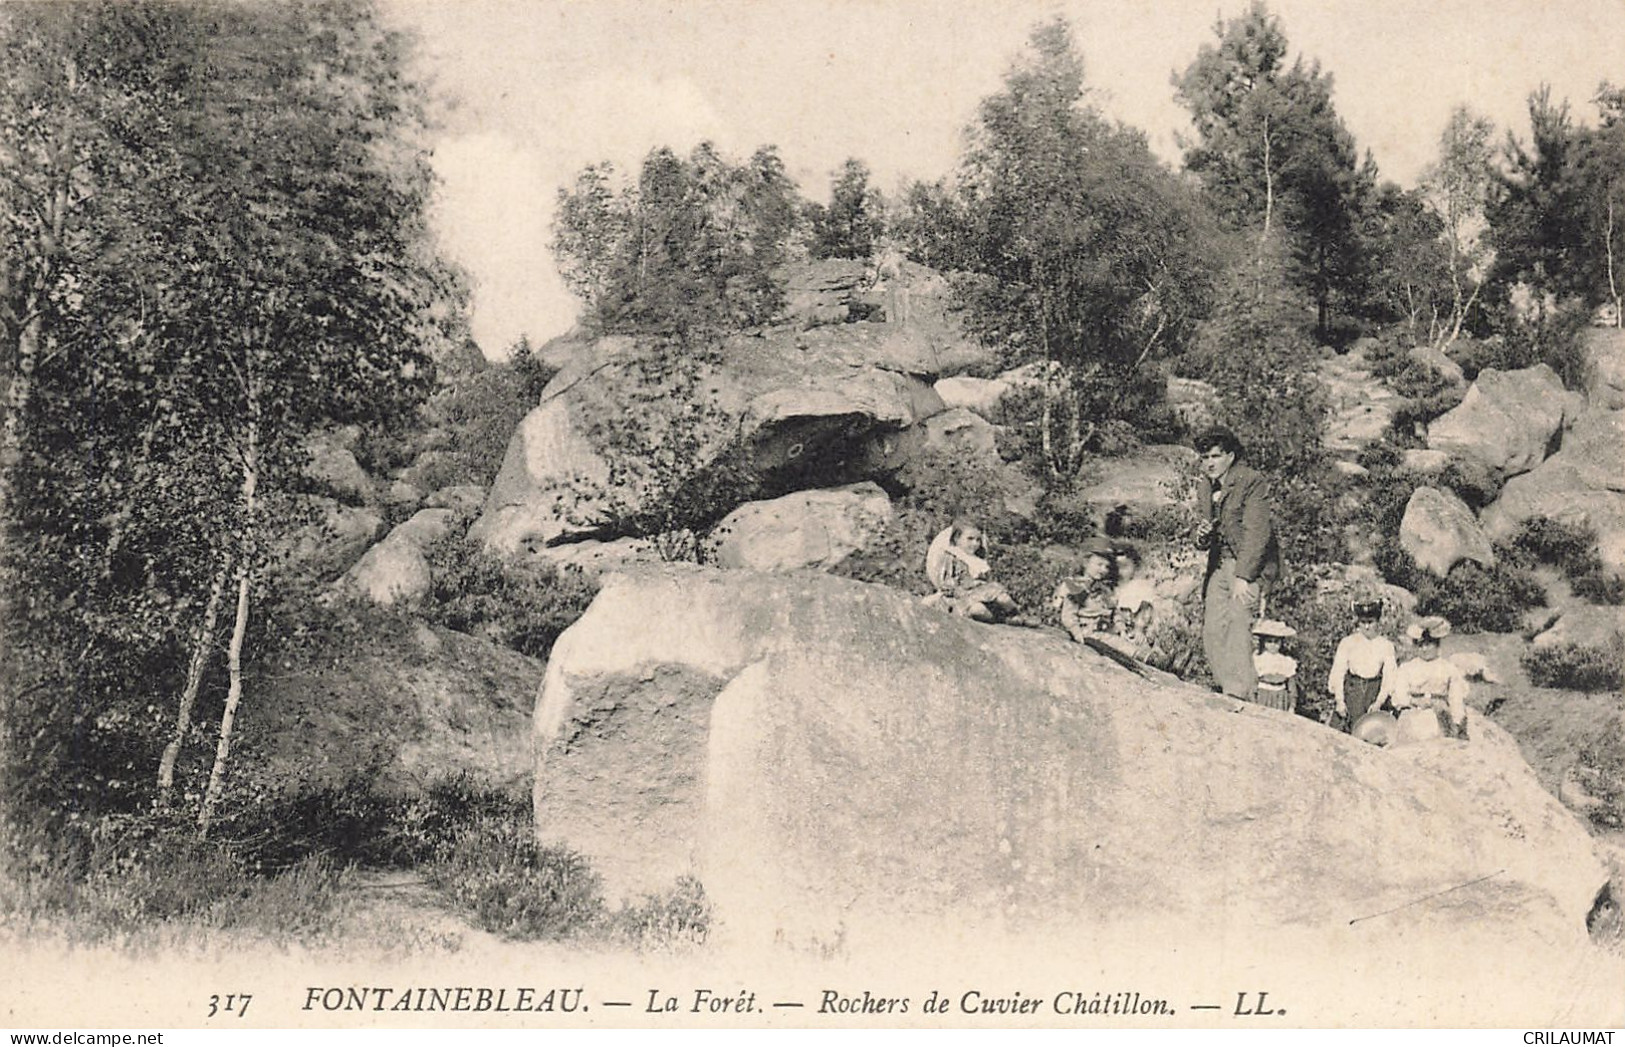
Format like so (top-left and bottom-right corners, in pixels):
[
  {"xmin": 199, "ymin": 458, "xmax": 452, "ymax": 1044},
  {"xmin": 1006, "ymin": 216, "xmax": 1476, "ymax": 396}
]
[
  {"xmin": 1508, "ymin": 517, "xmax": 1625, "ymax": 605},
  {"xmin": 0, "ymin": 810, "xmax": 352, "ymax": 944},
  {"xmin": 602, "ymin": 876, "xmax": 711, "ymax": 951},
  {"xmin": 425, "ymin": 813, "xmax": 606, "ymax": 941},
  {"xmin": 1459, "ymin": 301, "xmax": 1589, "ymax": 387},
  {"xmin": 1572, "ymin": 569, "xmax": 1625, "ymax": 606},
  {"xmin": 1521, "ymin": 636, "xmax": 1625, "ymax": 692},
  {"xmin": 1436, "ymin": 457, "xmax": 1504, "ymax": 512},
  {"xmin": 420, "ymin": 536, "xmax": 600, "ymax": 659},
  {"xmin": 1412, "ymin": 556, "xmax": 1548, "ymax": 634},
  {"xmin": 1272, "ymin": 468, "xmax": 1351, "ymax": 569},
  {"xmin": 1575, "ymin": 719, "xmax": 1625, "ymax": 830},
  {"xmin": 1387, "ymin": 361, "xmax": 1466, "ymax": 438},
  {"xmin": 428, "ymin": 361, "xmax": 546, "ymax": 488}
]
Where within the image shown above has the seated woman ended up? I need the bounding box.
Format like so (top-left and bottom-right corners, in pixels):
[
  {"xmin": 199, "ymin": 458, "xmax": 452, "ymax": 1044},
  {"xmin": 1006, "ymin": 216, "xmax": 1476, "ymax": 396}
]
[
  {"xmin": 1110, "ymin": 545, "xmax": 1157, "ymax": 656},
  {"xmin": 923, "ymin": 520, "xmax": 1017, "ymax": 623},
  {"xmin": 1053, "ymin": 538, "xmax": 1118, "ymax": 643},
  {"xmin": 1392, "ymin": 616, "xmax": 1470, "ymax": 742}
]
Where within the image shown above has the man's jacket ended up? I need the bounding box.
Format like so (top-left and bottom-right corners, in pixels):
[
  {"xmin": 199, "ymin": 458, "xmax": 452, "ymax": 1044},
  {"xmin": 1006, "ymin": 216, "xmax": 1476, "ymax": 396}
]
[{"xmin": 1195, "ymin": 462, "xmax": 1281, "ymax": 584}]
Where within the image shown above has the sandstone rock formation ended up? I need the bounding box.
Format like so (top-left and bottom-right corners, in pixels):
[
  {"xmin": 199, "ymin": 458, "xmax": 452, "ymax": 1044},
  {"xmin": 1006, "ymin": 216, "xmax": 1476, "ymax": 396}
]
[
  {"xmin": 708, "ymin": 482, "xmax": 891, "ymax": 572},
  {"xmin": 534, "ymin": 566, "xmax": 1607, "ymax": 963},
  {"xmin": 1073, "ymin": 444, "xmax": 1198, "ymax": 517},
  {"xmin": 303, "ymin": 432, "xmax": 373, "ymax": 505},
  {"xmin": 1426, "ymin": 364, "xmax": 1569, "ymax": 477},
  {"xmin": 1399, "ymin": 486, "xmax": 1496, "ymax": 577},
  {"xmin": 1481, "ymin": 406, "xmax": 1625, "ymax": 571},
  {"xmin": 469, "ymin": 331, "xmax": 947, "ymax": 556},
  {"xmin": 344, "ymin": 508, "xmax": 456, "ymax": 606}
]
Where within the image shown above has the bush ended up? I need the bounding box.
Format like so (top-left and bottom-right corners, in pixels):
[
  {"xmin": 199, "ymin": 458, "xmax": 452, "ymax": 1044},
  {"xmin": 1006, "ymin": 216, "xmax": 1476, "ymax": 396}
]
[
  {"xmin": 1436, "ymin": 458, "xmax": 1503, "ymax": 512},
  {"xmin": 214, "ymin": 772, "xmax": 528, "ymax": 871},
  {"xmin": 425, "ymin": 813, "xmax": 606, "ymax": 941},
  {"xmin": 1461, "ymin": 300, "xmax": 1590, "ymax": 387},
  {"xmin": 1521, "ymin": 636, "xmax": 1625, "ymax": 692},
  {"xmin": 429, "ymin": 362, "xmax": 544, "ymax": 487},
  {"xmin": 0, "ymin": 810, "xmax": 352, "ymax": 944},
  {"xmin": 1511, "ymin": 516, "xmax": 1596, "ymax": 570},
  {"xmin": 1413, "ymin": 556, "xmax": 1548, "ymax": 634},
  {"xmin": 1575, "ymin": 719, "xmax": 1625, "ymax": 830},
  {"xmin": 421, "ymin": 536, "xmax": 600, "ymax": 659},
  {"xmin": 603, "ymin": 876, "xmax": 711, "ymax": 951},
  {"xmin": 1573, "ymin": 568, "xmax": 1625, "ymax": 606}
]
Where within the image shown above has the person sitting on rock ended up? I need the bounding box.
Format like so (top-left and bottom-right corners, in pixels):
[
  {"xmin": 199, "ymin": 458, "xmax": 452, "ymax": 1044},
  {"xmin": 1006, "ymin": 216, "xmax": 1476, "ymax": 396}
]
[
  {"xmin": 923, "ymin": 520, "xmax": 1017, "ymax": 623},
  {"xmin": 1328, "ymin": 600, "xmax": 1399, "ymax": 730},
  {"xmin": 1111, "ymin": 545, "xmax": 1157, "ymax": 653},
  {"xmin": 1250, "ymin": 619, "xmax": 1300, "ymax": 712},
  {"xmin": 1053, "ymin": 538, "xmax": 1118, "ymax": 642},
  {"xmin": 1392, "ymin": 616, "xmax": 1470, "ymax": 742}
]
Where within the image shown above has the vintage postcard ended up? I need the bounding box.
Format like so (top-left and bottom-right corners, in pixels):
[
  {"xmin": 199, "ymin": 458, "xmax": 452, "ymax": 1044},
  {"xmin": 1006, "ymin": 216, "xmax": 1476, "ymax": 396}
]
[{"xmin": 3, "ymin": 0, "xmax": 1623, "ymax": 1033}]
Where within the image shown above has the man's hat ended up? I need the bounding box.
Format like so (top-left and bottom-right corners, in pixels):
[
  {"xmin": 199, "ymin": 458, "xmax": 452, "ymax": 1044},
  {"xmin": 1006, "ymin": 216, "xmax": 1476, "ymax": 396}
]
[
  {"xmin": 1080, "ymin": 536, "xmax": 1115, "ymax": 558},
  {"xmin": 1251, "ymin": 618, "xmax": 1297, "ymax": 639},
  {"xmin": 1406, "ymin": 615, "xmax": 1452, "ymax": 643},
  {"xmin": 1353, "ymin": 599, "xmax": 1383, "ymax": 620}
]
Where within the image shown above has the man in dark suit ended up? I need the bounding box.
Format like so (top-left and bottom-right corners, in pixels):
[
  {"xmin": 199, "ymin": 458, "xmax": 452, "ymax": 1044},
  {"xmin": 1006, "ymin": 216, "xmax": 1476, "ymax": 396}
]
[{"xmin": 1192, "ymin": 427, "xmax": 1281, "ymax": 698}]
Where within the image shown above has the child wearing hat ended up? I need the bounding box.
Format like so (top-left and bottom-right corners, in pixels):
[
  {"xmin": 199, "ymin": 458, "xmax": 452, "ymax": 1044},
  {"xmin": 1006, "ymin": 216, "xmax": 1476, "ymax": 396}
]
[
  {"xmin": 1392, "ymin": 615, "xmax": 1470, "ymax": 741},
  {"xmin": 1250, "ymin": 619, "xmax": 1300, "ymax": 712},
  {"xmin": 1054, "ymin": 538, "xmax": 1119, "ymax": 643},
  {"xmin": 1327, "ymin": 600, "xmax": 1399, "ymax": 728}
]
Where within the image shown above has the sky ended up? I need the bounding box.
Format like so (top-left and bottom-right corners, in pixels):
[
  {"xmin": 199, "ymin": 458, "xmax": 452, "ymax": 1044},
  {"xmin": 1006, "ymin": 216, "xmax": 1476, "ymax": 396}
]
[{"xmin": 384, "ymin": 0, "xmax": 1625, "ymax": 356}]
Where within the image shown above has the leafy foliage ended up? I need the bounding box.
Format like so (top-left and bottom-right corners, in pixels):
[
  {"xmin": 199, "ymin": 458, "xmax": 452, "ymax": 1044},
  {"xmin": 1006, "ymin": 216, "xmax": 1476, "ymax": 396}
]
[
  {"xmin": 1, "ymin": 0, "xmax": 466, "ymax": 838},
  {"xmin": 1181, "ymin": 247, "xmax": 1329, "ymax": 476},
  {"xmin": 552, "ymin": 144, "xmax": 805, "ymax": 336},
  {"xmin": 807, "ymin": 159, "xmax": 884, "ymax": 260},
  {"xmin": 907, "ymin": 19, "xmax": 1220, "ymax": 480},
  {"xmin": 1173, "ymin": 1, "xmax": 1370, "ymax": 338},
  {"xmin": 1521, "ymin": 636, "xmax": 1625, "ymax": 692},
  {"xmin": 421, "ymin": 535, "xmax": 599, "ymax": 659}
]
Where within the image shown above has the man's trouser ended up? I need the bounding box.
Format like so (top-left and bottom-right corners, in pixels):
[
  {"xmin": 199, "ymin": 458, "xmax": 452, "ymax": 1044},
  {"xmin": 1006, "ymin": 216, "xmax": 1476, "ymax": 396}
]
[{"xmin": 1203, "ymin": 559, "xmax": 1263, "ymax": 698}]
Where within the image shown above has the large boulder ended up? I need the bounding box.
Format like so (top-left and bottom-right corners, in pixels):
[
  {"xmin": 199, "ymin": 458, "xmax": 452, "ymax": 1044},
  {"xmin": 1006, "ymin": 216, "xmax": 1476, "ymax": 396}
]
[
  {"xmin": 1409, "ymin": 343, "xmax": 1465, "ymax": 384},
  {"xmin": 535, "ymin": 567, "xmax": 1608, "ymax": 971},
  {"xmin": 1427, "ymin": 364, "xmax": 1569, "ymax": 477},
  {"xmin": 469, "ymin": 331, "xmax": 946, "ymax": 555},
  {"xmin": 251, "ymin": 618, "xmax": 539, "ymax": 797},
  {"xmin": 781, "ymin": 258, "xmax": 867, "ymax": 328},
  {"xmin": 344, "ymin": 508, "xmax": 456, "ymax": 606},
  {"xmin": 1399, "ymin": 486, "xmax": 1496, "ymax": 577},
  {"xmin": 934, "ymin": 362, "xmax": 1047, "ymax": 419},
  {"xmin": 1531, "ymin": 604, "xmax": 1624, "ymax": 652},
  {"xmin": 918, "ymin": 406, "xmax": 999, "ymax": 463},
  {"xmin": 1583, "ymin": 327, "xmax": 1625, "ymax": 409},
  {"xmin": 303, "ymin": 432, "xmax": 373, "ymax": 505},
  {"xmin": 1073, "ymin": 444, "xmax": 1198, "ymax": 517},
  {"xmin": 708, "ymin": 482, "xmax": 892, "ymax": 572},
  {"xmin": 1481, "ymin": 407, "xmax": 1625, "ymax": 571},
  {"xmin": 282, "ymin": 497, "xmax": 383, "ymax": 578},
  {"xmin": 1165, "ymin": 375, "xmax": 1219, "ymax": 432}
]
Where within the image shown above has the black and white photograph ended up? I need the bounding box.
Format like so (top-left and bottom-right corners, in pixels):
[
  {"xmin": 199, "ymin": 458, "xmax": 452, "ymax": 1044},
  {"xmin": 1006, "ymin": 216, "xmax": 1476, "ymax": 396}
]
[{"xmin": 2, "ymin": 0, "xmax": 1623, "ymax": 1032}]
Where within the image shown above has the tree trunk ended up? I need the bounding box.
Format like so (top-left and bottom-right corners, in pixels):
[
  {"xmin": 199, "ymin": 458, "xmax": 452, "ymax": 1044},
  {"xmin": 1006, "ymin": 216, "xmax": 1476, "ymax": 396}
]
[
  {"xmin": 1261, "ymin": 113, "xmax": 1274, "ymax": 246},
  {"xmin": 198, "ymin": 407, "xmax": 258, "ymax": 837},
  {"xmin": 1608, "ymin": 196, "xmax": 1621, "ymax": 328},
  {"xmin": 158, "ymin": 553, "xmax": 232, "ymax": 798}
]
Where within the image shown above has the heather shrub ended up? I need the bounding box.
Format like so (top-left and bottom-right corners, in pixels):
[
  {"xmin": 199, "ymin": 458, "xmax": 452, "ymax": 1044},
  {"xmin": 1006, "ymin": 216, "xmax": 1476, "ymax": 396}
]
[
  {"xmin": 1521, "ymin": 636, "xmax": 1625, "ymax": 692},
  {"xmin": 421, "ymin": 536, "xmax": 600, "ymax": 659},
  {"xmin": 1575, "ymin": 719, "xmax": 1625, "ymax": 830}
]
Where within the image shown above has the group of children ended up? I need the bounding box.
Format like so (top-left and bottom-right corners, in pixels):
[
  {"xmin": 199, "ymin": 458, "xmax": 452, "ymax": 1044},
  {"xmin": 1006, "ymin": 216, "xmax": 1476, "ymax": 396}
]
[
  {"xmin": 1049, "ymin": 537, "xmax": 1156, "ymax": 659},
  {"xmin": 924, "ymin": 520, "xmax": 1471, "ymax": 745},
  {"xmin": 1254, "ymin": 601, "xmax": 1471, "ymax": 743}
]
